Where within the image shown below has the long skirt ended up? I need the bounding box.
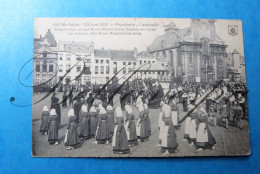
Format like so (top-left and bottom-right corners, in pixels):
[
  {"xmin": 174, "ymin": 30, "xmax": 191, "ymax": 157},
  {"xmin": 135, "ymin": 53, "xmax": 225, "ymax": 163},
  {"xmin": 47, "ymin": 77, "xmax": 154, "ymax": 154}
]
[
  {"xmin": 78, "ymin": 117, "xmax": 90, "ymax": 139},
  {"xmin": 205, "ymin": 127, "xmax": 216, "ymax": 149},
  {"xmin": 96, "ymin": 120, "xmax": 110, "ymax": 143},
  {"xmin": 162, "ymin": 125, "xmax": 178, "ymax": 152},
  {"xmin": 184, "ymin": 117, "xmax": 191, "ymax": 140},
  {"xmin": 107, "ymin": 115, "xmax": 114, "ymax": 138},
  {"xmin": 48, "ymin": 121, "xmax": 58, "ymax": 143},
  {"xmin": 40, "ymin": 116, "xmax": 49, "ymax": 133},
  {"xmin": 112, "ymin": 125, "xmax": 130, "ymax": 153},
  {"xmin": 196, "ymin": 123, "xmax": 208, "ymax": 148},
  {"xmin": 146, "ymin": 117, "xmax": 151, "ymax": 136},
  {"xmin": 125, "ymin": 120, "xmax": 137, "ymax": 144},
  {"xmin": 136, "ymin": 119, "xmax": 148, "ymax": 140},
  {"xmin": 66, "ymin": 123, "xmax": 80, "ymax": 147},
  {"xmin": 171, "ymin": 111, "xmax": 180, "ymax": 128},
  {"xmin": 89, "ymin": 117, "xmax": 97, "ymax": 137},
  {"xmin": 189, "ymin": 119, "xmax": 197, "ymax": 143}
]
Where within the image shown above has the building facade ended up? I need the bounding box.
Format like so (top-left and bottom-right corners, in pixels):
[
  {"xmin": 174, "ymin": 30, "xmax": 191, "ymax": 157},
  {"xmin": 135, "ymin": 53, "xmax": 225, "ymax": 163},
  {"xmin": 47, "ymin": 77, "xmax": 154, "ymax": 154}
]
[{"xmin": 147, "ymin": 19, "xmax": 228, "ymax": 83}]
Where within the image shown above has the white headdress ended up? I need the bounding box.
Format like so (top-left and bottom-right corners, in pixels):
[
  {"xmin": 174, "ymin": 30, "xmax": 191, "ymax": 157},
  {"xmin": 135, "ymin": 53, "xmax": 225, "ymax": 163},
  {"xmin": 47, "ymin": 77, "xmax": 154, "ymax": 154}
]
[
  {"xmin": 90, "ymin": 106, "xmax": 96, "ymax": 113},
  {"xmin": 43, "ymin": 106, "xmax": 48, "ymax": 112},
  {"xmin": 81, "ymin": 104, "xmax": 88, "ymax": 113},
  {"xmin": 107, "ymin": 105, "xmax": 113, "ymax": 111},
  {"xmin": 68, "ymin": 108, "xmax": 75, "ymax": 117},
  {"xmin": 50, "ymin": 109, "xmax": 56, "ymax": 116}
]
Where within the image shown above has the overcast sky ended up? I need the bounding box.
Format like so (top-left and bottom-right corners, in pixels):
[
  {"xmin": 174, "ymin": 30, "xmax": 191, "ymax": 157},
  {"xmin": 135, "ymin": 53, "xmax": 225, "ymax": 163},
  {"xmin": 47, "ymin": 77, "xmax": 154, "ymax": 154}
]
[{"xmin": 34, "ymin": 18, "xmax": 244, "ymax": 56}]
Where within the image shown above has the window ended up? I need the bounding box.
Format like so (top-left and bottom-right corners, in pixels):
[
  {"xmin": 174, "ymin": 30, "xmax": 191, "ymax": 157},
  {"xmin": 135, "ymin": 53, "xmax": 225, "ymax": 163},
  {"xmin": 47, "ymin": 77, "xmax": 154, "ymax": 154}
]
[
  {"xmin": 106, "ymin": 77, "xmax": 109, "ymax": 82},
  {"xmin": 123, "ymin": 62, "xmax": 126, "ymax": 65},
  {"xmin": 113, "ymin": 66, "xmax": 117, "ymax": 74},
  {"xmin": 106, "ymin": 60, "xmax": 109, "ymax": 64},
  {"xmin": 128, "ymin": 62, "xmax": 131, "ymax": 65},
  {"xmin": 66, "ymin": 54, "xmax": 71, "ymax": 61},
  {"xmin": 113, "ymin": 62, "xmax": 117, "ymax": 65},
  {"xmin": 84, "ymin": 67, "xmax": 91, "ymax": 75},
  {"xmin": 77, "ymin": 66, "xmax": 81, "ymax": 72},
  {"xmin": 144, "ymin": 61, "xmax": 146, "ymax": 63},
  {"xmin": 49, "ymin": 65, "xmax": 53, "ymax": 72},
  {"xmin": 189, "ymin": 53, "xmax": 192, "ymax": 63},
  {"xmin": 140, "ymin": 60, "xmax": 142, "ymax": 64},
  {"xmin": 162, "ymin": 63, "xmax": 164, "ymax": 67},
  {"xmin": 101, "ymin": 66, "xmax": 104, "ymax": 74},
  {"xmin": 35, "ymin": 74, "xmax": 40, "ymax": 84},
  {"xmin": 59, "ymin": 65, "xmax": 63, "ymax": 72},
  {"xmin": 60, "ymin": 57, "xmax": 62, "ymax": 60},
  {"xmin": 36, "ymin": 64, "xmax": 40, "ymax": 72},
  {"xmin": 133, "ymin": 62, "xmax": 136, "ymax": 65},
  {"xmin": 95, "ymin": 66, "xmax": 98, "ymax": 74},
  {"xmin": 152, "ymin": 61, "xmax": 155, "ymax": 63},
  {"xmin": 123, "ymin": 67, "xmax": 126, "ymax": 74},
  {"xmin": 85, "ymin": 59, "xmax": 91, "ymax": 63},
  {"xmin": 42, "ymin": 64, "xmax": 47, "ymax": 72},
  {"xmin": 128, "ymin": 68, "xmax": 131, "ymax": 72},
  {"xmin": 148, "ymin": 61, "xmax": 151, "ymax": 63},
  {"xmin": 106, "ymin": 66, "xmax": 109, "ymax": 74},
  {"xmin": 66, "ymin": 65, "xmax": 70, "ymax": 73},
  {"xmin": 96, "ymin": 60, "xmax": 99, "ymax": 64},
  {"xmin": 76, "ymin": 57, "xmax": 81, "ymax": 61},
  {"xmin": 101, "ymin": 60, "xmax": 104, "ymax": 64}
]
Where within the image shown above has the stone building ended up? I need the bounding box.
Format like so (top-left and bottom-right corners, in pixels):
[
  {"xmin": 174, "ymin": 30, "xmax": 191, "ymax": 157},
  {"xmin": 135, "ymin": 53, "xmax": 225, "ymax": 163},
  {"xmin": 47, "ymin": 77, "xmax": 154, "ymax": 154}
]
[{"xmin": 147, "ymin": 19, "xmax": 228, "ymax": 83}]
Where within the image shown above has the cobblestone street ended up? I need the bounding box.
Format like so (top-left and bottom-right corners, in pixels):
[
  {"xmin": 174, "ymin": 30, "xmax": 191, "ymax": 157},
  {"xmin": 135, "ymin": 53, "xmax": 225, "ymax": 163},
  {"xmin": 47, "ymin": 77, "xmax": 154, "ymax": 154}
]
[{"xmin": 32, "ymin": 93, "xmax": 250, "ymax": 157}]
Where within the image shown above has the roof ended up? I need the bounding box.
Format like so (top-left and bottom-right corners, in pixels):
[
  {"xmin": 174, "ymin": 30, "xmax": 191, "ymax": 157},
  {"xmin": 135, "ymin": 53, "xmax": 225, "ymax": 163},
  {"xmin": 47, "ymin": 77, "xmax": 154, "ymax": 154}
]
[
  {"xmin": 132, "ymin": 62, "xmax": 169, "ymax": 71},
  {"xmin": 137, "ymin": 51, "xmax": 156, "ymax": 59},
  {"xmin": 110, "ymin": 50, "xmax": 136, "ymax": 61},
  {"xmin": 94, "ymin": 49, "xmax": 110, "ymax": 58}
]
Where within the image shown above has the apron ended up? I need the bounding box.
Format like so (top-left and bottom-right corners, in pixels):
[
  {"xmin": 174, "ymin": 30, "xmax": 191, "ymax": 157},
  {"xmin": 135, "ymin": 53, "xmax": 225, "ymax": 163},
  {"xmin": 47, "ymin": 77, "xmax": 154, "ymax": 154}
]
[
  {"xmin": 161, "ymin": 125, "xmax": 169, "ymax": 147},
  {"xmin": 124, "ymin": 121, "xmax": 130, "ymax": 140},
  {"xmin": 189, "ymin": 119, "xmax": 197, "ymax": 139},
  {"xmin": 171, "ymin": 111, "xmax": 178, "ymax": 126},
  {"xmin": 196, "ymin": 123, "xmax": 208, "ymax": 143},
  {"xmin": 136, "ymin": 118, "xmax": 141, "ymax": 137},
  {"xmin": 184, "ymin": 117, "xmax": 191, "ymax": 135},
  {"xmin": 112, "ymin": 125, "xmax": 118, "ymax": 147}
]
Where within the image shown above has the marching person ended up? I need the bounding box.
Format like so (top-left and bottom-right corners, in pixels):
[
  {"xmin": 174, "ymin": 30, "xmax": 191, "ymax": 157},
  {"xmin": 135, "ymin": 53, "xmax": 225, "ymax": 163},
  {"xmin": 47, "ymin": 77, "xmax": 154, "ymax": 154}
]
[
  {"xmin": 182, "ymin": 93, "xmax": 188, "ymax": 112},
  {"xmin": 188, "ymin": 104, "xmax": 198, "ymax": 146},
  {"xmin": 125, "ymin": 104, "xmax": 138, "ymax": 146},
  {"xmin": 62, "ymin": 92, "xmax": 68, "ymax": 108},
  {"xmin": 136, "ymin": 100, "xmax": 149, "ymax": 142},
  {"xmin": 50, "ymin": 92, "xmax": 61, "ymax": 124},
  {"xmin": 158, "ymin": 102, "xmax": 165, "ymax": 146},
  {"xmin": 86, "ymin": 93, "xmax": 94, "ymax": 112},
  {"xmin": 209, "ymin": 104, "xmax": 217, "ymax": 127},
  {"xmin": 39, "ymin": 106, "xmax": 50, "ymax": 135},
  {"xmin": 221, "ymin": 105, "xmax": 229, "ymax": 129},
  {"xmin": 106, "ymin": 104, "xmax": 115, "ymax": 140},
  {"xmin": 183, "ymin": 108, "xmax": 191, "ymax": 142},
  {"xmin": 95, "ymin": 104, "xmax": 110, "ymax": 144},
  {"xmin": 65, "ymin": 108, "xmax": 80, "ymax": 150},
  {"xmin": 89, "ymin": 106, "xmax": 98, "ymax": 138},
  {"xmin": 237, "ymin": 93, "xmax": 246, "ymax": 119},
  {"xmin": 112, "ymin": 107, "xmax": 130, "ymax": 154},
  {"xmin": 233, "ymin": 101, "xmax": 243, "ymax": 129},
  {"xmin": 78, "ymin": 104, "xmax": 90, "ymax": 140},
  {"xmin": 170, "ymin": 99, "xmax": 180, "ymax": 129},
  {"xmin": 144, "ymin": 103, "xmax": 151, "ymax": 137},
  {"xmin": 196, "ymin": 107, "xmax": 216, "ymax": 151},
  {"xmin": 68, "ymin": 90, "xmax": 74, "ymax": 107},
  {"xmin": 48, "ymin": 109, "xmax": 59, "ymax": 145},
  {"xmin": 161, "ymin": 99, "xmax": 178, "ymax": 155}
]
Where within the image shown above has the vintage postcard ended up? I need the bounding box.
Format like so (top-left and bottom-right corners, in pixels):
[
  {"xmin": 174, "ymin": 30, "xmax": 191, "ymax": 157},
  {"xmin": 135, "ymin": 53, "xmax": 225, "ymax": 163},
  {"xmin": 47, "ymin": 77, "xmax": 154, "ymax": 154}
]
[{"xmin": 32, "ymin": 18, "xmax": 250, "ymax": 157}]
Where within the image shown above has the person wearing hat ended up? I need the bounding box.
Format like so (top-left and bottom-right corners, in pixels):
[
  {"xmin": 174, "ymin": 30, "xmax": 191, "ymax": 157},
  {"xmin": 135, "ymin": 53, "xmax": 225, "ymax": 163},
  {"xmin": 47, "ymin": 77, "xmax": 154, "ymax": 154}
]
[
  {"xmin": 125, "ymin": 104, "xmax": 138, "ymax": 146},
  {"xmin": 233, "ymin": 101, "xmax": 243, "ymax": 129},
  {"xmin": 136, "ymin": 101, "xmax": 149, "ymax": 142},
  {"xmin": 161, "ymin": 99, "xmax": 178, "ymax": 155},
  {"xmin": 65, "ymin": 108, "xmax": 80, "ymax": 150},
  {"xmin": 89, "ymin": 106, "xmax": 98, "ymax": 138},
  {"xmin": 112, "ymin": 107, "xmax": 130, "ymax": 154},
  {"xmin": 86, "ymin": 93, "xmax": 94, "ymax": 112},
  {"xmin": 144, "ymin": 103, "xmax": 151, "ymax": 137},
  {"xmin": 62, "ymin": 91, "xmax": 68, "ymax": 108},
  {"xmin": 221, "ymin": 104, "xmax": 229, "ymax": 129},
  {"xmin": 39, "ymin": 106, "xmax": 50, "ymax": 135},
  {"xmin": 196, "ymin": 107, "xmax": 216, "ymax": 151},
  {"xmin": 106, "ymin": 105, "xmax": 115, "ymax": 140},
  {"xmin": 95, "ymin": 104, "xmax": 110, "ymax": 144},
  {"xmin": 78, "ymin": 104, "xmax": 90, "ymax": 140},
  {"xmin": 237, "ymin": 93, "xmax": 246, "ymax": 119},
  {"xmin": 50, "ymin": 92, "xmax": 61, "ymax": 124},
  {"xmin": 47, "ymin": 109, "xmax": 59, "ymax": 145}
]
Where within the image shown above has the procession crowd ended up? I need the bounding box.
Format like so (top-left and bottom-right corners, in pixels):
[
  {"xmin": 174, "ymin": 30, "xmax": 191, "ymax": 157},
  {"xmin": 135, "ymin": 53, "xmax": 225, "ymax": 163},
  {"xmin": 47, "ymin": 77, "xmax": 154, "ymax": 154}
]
[{"xmin": 37, "ymin": 79, "xmax": 247, "ymax": 155}]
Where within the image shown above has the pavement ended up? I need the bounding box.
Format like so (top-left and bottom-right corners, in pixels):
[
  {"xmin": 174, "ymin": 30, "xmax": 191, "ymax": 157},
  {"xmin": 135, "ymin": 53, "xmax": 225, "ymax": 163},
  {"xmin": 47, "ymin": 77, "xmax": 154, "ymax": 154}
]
[{"xmin": 32, "ymin": 92, "xmax": 250, "ymax": 157}]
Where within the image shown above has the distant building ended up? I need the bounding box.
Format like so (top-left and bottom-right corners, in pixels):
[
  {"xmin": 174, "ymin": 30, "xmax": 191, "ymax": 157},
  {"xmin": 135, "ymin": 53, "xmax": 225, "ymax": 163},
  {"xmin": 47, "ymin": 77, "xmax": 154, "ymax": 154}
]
[
  {"xmin": 33, "ymin": 30, "xmax": 58, "ymax": 86},
  {"xmin": 147, "ymin": 19, "xmax": 228, "ymax": 83}
]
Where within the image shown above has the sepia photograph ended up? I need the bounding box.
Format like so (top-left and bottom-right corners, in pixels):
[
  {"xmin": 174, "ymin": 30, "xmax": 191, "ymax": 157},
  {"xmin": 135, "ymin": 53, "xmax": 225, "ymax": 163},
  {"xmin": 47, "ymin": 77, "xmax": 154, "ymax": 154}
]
[{"xmin": 32, "ymin": 18, "xmax": 250, "ymax": 157}]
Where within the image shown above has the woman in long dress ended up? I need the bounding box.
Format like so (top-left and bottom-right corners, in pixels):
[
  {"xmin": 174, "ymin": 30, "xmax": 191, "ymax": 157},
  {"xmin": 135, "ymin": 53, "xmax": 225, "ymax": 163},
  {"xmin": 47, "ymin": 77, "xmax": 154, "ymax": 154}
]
[
  {"xmin": 136, "ymin": 102, "xmax": 148, "ymax": 142},
  {"xmin": 144, "ymin": 103, "xmax": 151, "ymax": 137},
  {"xmin": 95, "ymin": 104, "xmax": 110, "ymax": 144},
  {"xmin": 62, "ymin": 92, "xmax": 68, "ymax": 108},
  {"xmin": 188, "ymin": 104, "xmax": 198, "ymax": 146},
  {"xmin": 40, "ymin": 106, "xmax": 49, "ymax": 135},
  {"xmin": 78, "ymin": 104, "xmax": 90, "ymax": 140},
  {"xmin": 183, "ymin": 113, "xmax": 191, "ymax": 142},
  {"xmin": 89, "ymin": 106, "xmax": 98, "ymax": 138},
  {"xmin": 48, "ymin": 109, "xmax": 59, "ymax": 145},
  {"xmin": 65, "ymin": 108, "xmax": 80, "ymax": 150},
  {"xmin": 125, "ymin": 104, "xmax": 138, "ymax": 146},
  {"xmin": 106, "ymin": 105, "xmax": 114, "ymax": 140},
  {"xmin": 196, "ymin": 107, "xmax": 216, "ymax": 151},
  {"xmin": 170, "ymin": 100, "xmax": 180, "ymax": 129},
  {"xmin": 112, "ymin": 107, "xmax": 130, "ymax": 154},
  {"xmin": 161, "ymin": 101, "xmax": 178, "ymax": 155}
]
